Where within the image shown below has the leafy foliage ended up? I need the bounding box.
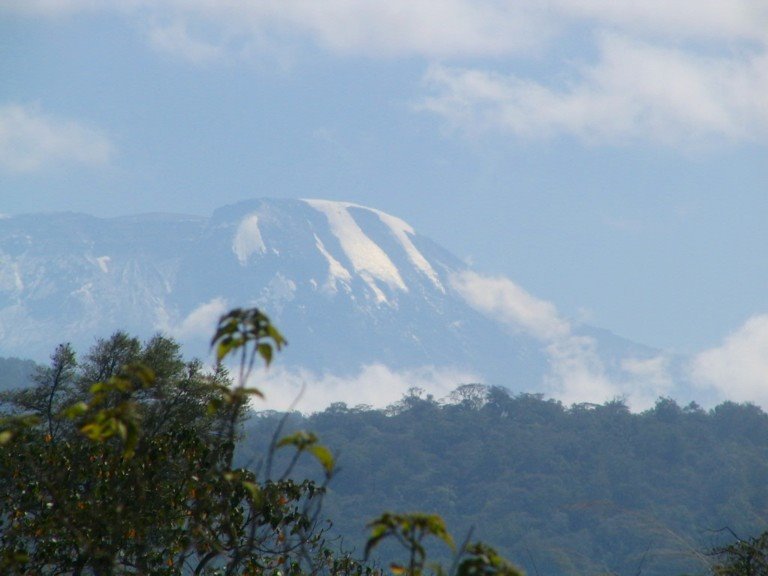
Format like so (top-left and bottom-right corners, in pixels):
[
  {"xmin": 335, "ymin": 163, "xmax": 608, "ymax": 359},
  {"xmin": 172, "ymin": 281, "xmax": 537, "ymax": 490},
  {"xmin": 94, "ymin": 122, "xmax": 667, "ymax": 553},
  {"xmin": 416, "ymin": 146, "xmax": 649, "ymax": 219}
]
[
  {"xmin": 0, "ymin": 320, "xmax": 334, "ymax": 575},
  {"xmin": 365, "ymin": 513, "xmax": 455, "ymax": 573},
  {"xmin": 709, "ymin": 531, "xmax": 768, "ymax": 576},
  {"xmin": 364, "ymin": 513, "xmax": 521, "ymax": 576}
]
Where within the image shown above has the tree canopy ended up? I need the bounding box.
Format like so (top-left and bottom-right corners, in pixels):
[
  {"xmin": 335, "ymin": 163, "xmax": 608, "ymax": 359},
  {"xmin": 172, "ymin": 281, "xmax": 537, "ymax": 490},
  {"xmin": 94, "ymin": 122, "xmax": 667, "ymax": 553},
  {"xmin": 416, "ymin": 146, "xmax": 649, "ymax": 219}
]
[{"xmin": 242, "ymin": 388, "xmax": 768, "ymax": 576}]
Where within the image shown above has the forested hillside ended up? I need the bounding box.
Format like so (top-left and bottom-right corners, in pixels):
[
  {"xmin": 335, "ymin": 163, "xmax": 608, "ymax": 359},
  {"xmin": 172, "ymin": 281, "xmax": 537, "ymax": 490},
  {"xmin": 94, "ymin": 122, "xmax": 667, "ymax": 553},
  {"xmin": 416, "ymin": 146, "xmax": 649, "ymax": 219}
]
[{"xmin": 241, "ymin": 387, "xmax": 768, "ymax": 576}]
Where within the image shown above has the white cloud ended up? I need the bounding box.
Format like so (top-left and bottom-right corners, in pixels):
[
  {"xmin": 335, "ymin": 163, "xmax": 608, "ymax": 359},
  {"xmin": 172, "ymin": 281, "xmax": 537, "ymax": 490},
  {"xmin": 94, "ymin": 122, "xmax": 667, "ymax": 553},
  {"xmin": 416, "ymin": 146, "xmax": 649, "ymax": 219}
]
[
  {"xmin": 4, "ymin": 1, "xmax": 766, "ymax": 60},
  {"xmin": 5, "ymin": 1, "xmax": 767, "ymax": 147},
  {"xmin": 451, "ymin": 271, "xmax": 617, "ymax": 401},
  {"xmin": 0, "ymin": 103, "xmax": 113, "ymax": 172},
  {"xmin": 246, "ymin": 363, "xmax": 480, "ymax": 413},
  {"xmin": 1, "ymin": 0, "xmax": 552, "ymax": 58},
  {"xmin": 419, "ymin": 34, "xmax": 768, "ymax": 146},
  {"xmin": 620, "ymin": 355, "xmax": 675, "ymax": 410},
  {"xmin": 258, "ymin": 1, "xmax": 550, "ymax": 58},
  {"xmin": 544, "ymin": 337, "xmax": 617, "ymax": 405},
  {"xmin": 451, "ymin": 270, "xmax": 680, "ymax": 409},
  {"xmin": 162, "ymin": 297, "xmax": 229, "ymax": 340},
  {"xmin": 550, "ymin": 0, "xmax": 768, "ymax": 43},
  {"xmin": 690, "ymin": 315, "xmax": 768, "ymax": 406},
  {"xmin": 450, "ymin": 271, "xmax": 570, "ymax": 340},
  {"xmin": 4, "ymin": 1, "xmax": 765, "ymax": 57}
]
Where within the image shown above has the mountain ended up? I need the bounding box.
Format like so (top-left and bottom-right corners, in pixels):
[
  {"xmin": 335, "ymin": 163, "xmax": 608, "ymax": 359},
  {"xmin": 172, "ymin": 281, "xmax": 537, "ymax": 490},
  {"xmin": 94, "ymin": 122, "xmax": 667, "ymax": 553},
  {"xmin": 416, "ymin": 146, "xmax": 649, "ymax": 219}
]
[{"xmin": 0, "ymin": 198, "xmax": 691, "ymax": 406}]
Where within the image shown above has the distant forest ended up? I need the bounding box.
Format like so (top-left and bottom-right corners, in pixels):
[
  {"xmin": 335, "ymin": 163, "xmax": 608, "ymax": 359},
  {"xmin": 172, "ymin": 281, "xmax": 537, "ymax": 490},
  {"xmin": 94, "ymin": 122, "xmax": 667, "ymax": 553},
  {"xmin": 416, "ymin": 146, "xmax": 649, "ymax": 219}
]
[{"xmin": 241, "ymin": 387, "xmax": 768, "ymax": 576}]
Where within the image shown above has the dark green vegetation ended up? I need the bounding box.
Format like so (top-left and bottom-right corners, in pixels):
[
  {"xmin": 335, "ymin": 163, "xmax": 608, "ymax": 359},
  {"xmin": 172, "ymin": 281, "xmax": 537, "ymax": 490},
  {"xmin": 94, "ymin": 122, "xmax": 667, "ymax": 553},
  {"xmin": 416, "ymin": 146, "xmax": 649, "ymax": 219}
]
[
  {"xmin": 242, "ymin": 387, "xmax": 768, "ymax": 576},
  {"xmin": 0, "ymin": 309, "xmax": 519, "ymax": 576}
]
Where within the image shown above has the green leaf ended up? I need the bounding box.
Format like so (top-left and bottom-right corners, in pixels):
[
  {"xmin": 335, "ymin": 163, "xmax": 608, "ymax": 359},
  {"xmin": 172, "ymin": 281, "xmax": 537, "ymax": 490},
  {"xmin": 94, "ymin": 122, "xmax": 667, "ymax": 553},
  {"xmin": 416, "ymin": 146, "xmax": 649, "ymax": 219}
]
[
  {"xmin": 63, "ymin": 401, "xmax": 89, "ymax": 419},
  {"xmin": 277, "ymin": 430, "xmax": 318, "ymax": 450},
  {"xmin": 257, "ymin": 343, "xmax": 273, "ymax": 366},
  {"xmin": 80, "ymin": 422, "xmax": 104, "ymax": 441},
  {"xmin": 210, "ymin": 307, "xmax": 286, "ymax": 364},
  {"xmin": 0, "ymin": 430, "xmax": 13, "ymax": 445},
  {"xmin": 90, "ymin": 382, "xmax": 108, "ymax": 394},
  {"xmin": 242, "ymin": 481, "xmax": 261, "ymax": 504},
  {"xmin": 308, "ymin": 445, "xmax": 335, "ymax": 475}
]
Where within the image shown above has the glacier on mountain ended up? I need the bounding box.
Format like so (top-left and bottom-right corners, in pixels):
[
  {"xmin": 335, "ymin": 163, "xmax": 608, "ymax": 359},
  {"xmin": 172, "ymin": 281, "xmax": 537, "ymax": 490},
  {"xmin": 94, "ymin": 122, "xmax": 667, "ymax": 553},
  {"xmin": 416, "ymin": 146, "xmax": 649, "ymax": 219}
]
[
  {"xmin": 232, "ymin": 213, "xmax": 267, "ymax": 265},
  {"xmin": 305, "ymin": 199, "xmax": 408, "ymax": 303},
  {"xmin": 313, "ymin": 234, "xmax": 352, "ymax": 295}
]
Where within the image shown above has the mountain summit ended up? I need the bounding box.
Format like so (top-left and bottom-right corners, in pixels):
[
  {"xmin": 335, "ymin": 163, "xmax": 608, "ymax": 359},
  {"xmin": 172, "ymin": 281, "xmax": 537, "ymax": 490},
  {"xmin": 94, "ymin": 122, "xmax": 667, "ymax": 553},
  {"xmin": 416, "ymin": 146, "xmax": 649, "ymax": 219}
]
[{"xmin": 0, "ymin": 198, "xmax": 688, "ymax": 407}]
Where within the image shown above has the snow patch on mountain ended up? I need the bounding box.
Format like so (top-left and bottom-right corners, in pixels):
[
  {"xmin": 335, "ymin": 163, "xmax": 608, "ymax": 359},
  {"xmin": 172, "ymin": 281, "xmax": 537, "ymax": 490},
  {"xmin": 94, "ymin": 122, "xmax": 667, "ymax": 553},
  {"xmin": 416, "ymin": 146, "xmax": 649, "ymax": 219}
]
[
  {"xmin": 305, "ymin": 199, "xmax": 406, "ymax": 303},
  {"xmin": 370, "ymin": 209, "xmax": 445, "ymax": 293},
  {"xmin": 232, "ymin": 213, "xmax": 267, "ymax": 265},
  {"xmin": 87, "ymin": 255, "xmax": 111, "ymax": 273},
  {"xmin": 305, "ymin": 199, "xmax": 445, "ymax": 295},
  {"xmin": 0, "ymin": 260, "xmax": 24, "ymax": 292},
  {"xmin": 314, "ymin": 234, "xmax": 352, "ymax": 294},
  {"xmin": 256, "ymin": 274, "xmax": 297, "ymax": 314}
]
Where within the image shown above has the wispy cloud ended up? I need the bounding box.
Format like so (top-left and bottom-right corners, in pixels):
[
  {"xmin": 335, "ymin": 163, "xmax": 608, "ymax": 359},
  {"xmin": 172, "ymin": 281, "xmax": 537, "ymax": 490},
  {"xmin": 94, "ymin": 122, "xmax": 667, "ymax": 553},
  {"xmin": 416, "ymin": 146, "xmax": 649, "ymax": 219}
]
[
  {"xmin": 0, "ymin": 103, "xmax": 113, "ymax": 172},
  {"xmin": 1, "ymin": 1, "xmax": 552, "ymax": 58},
  {"xmin": 419, "ymin": 34, "xmax": 768, "ymax": 146},
  {"xmin": 5, "ymin": 1, "xmax": 765, "ymax": 51},
  {"xmin": 158, "ymin": 297, "xmax": 229, "ymax": 341},
  {"xmin": 451, "ymin": 271, "xmax": 614, "ymax": 402},
  {"xmin": 620, "ymin": 355, "xmax": 676, "ymax": 409},
  {"xmin": 550, "ymin": 0, "xmax": 768, "ymax": 43},
  {"xmin": 5, "ymin": 1, "xmax": 766, "ymax": 147},
  {"xmin": 690, "ymin": 314, "xmax": 768, "ymax": 405},
  {"xmin": 450, "ymin": 271, "xmax": 569, "ymax": 341}
]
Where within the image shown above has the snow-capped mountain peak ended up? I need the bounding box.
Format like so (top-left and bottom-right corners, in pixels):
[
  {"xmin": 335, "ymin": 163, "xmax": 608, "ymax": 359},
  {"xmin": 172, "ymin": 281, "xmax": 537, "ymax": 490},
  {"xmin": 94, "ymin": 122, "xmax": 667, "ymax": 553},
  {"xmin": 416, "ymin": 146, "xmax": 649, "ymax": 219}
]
[{"xmin": 0, "ymin": 198, "xmax": 689, "ymax": 410}]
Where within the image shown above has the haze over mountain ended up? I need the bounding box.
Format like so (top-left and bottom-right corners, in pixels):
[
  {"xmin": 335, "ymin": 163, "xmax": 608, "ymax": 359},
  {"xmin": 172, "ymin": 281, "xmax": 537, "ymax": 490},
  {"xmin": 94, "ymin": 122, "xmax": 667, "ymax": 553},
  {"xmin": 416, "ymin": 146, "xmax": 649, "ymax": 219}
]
[{"xmin": 0, "ymin": 198, "xmax": 733, "ymax": 410}]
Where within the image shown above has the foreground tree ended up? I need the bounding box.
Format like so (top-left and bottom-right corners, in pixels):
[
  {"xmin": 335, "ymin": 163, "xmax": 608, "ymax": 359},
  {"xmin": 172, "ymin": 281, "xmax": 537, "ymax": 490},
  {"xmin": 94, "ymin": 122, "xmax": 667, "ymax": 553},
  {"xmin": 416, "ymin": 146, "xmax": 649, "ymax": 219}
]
[
  {"xmin": 709, "ymin": 531, "xmax": 768, "ymax": 576},
  {"xmin": 1, "ymin": 308, "xmax": 520, "ymax": 576},
  {"xmin": 0, "ymin": 310, "xmax": 340, "ymax": 575}
]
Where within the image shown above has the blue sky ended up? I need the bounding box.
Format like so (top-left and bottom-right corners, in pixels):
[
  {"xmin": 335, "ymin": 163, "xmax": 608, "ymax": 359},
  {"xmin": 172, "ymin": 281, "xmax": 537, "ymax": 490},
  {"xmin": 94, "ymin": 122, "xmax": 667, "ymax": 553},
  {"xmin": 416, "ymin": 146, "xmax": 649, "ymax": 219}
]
[{"xmin": 1, "ymin": 1, "xmax": 767, "ymax": 364}]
